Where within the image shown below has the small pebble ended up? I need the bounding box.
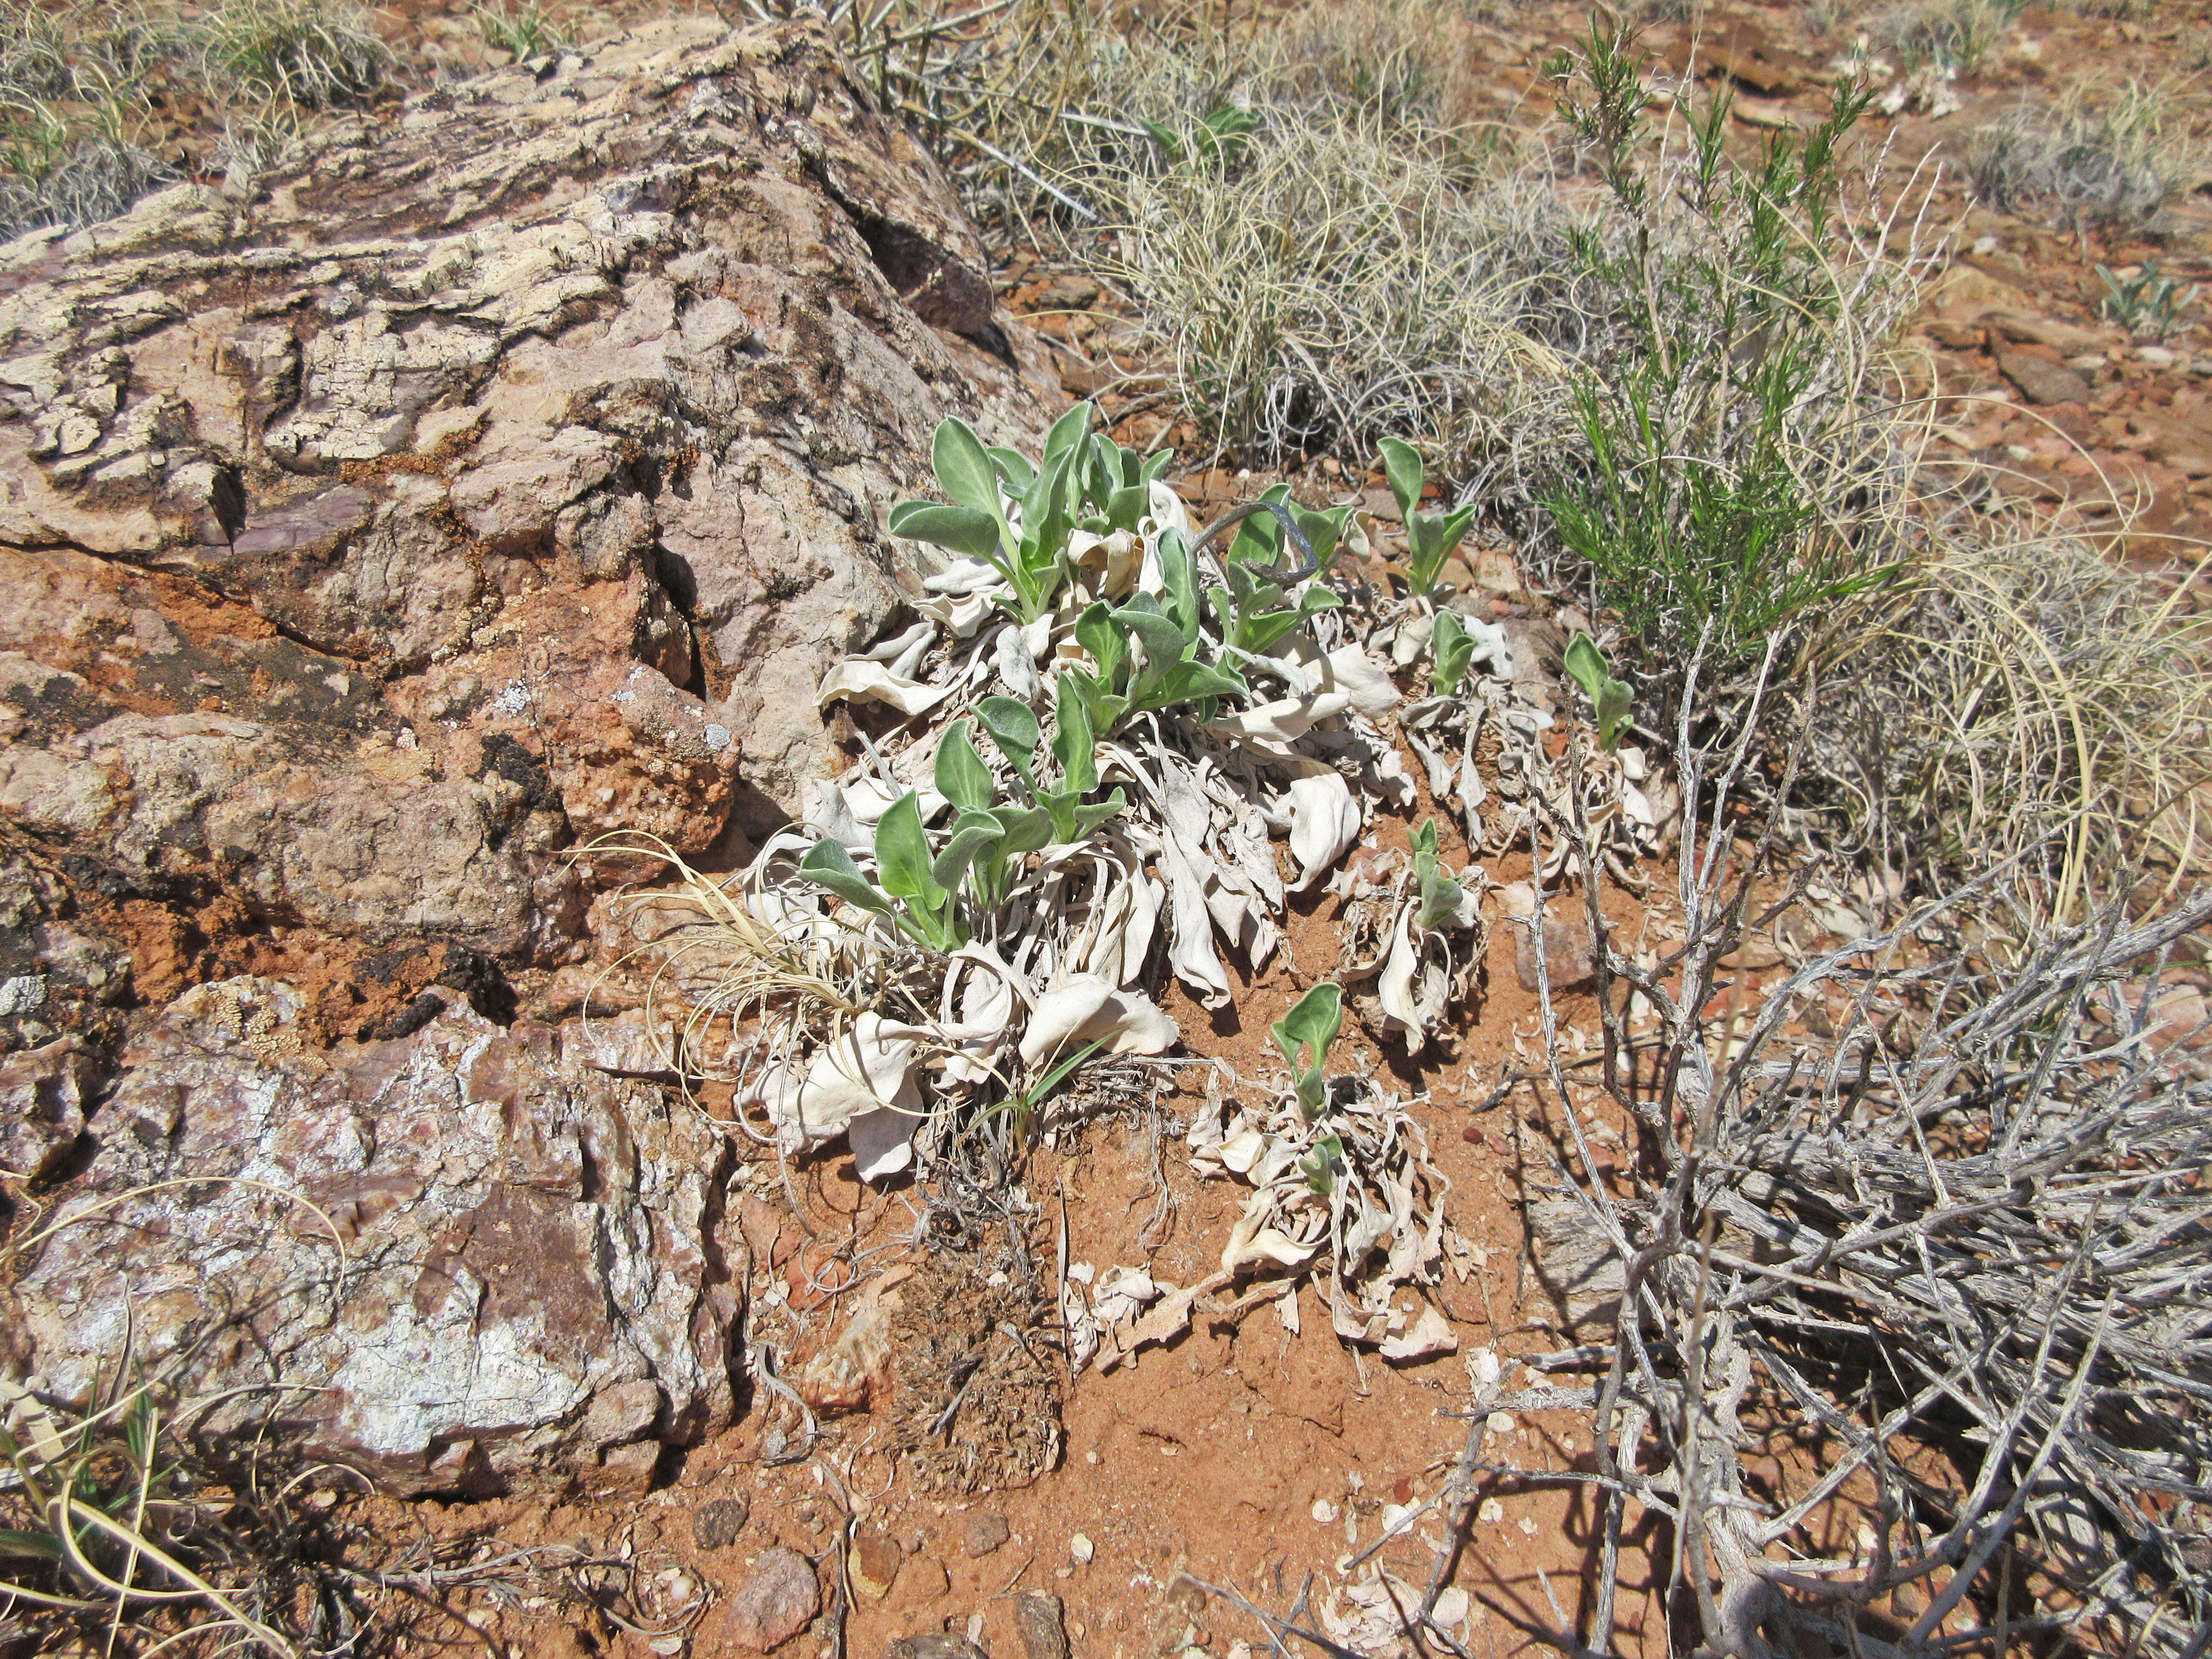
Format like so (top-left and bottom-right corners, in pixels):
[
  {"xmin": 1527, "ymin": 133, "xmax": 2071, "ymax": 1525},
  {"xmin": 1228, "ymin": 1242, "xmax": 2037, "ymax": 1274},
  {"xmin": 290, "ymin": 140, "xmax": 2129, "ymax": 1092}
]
[
  {"xmin": 1069, "ymin": 1533, "xmax": 1094, "ymax": 1565},
  {"xmin": 1478, "ymin": 1498, "xmax": 1505, "ymax": 1523},
  {"xmin": 1487, "ymin": 1411, "xmax": 1514, "ymax": 1435},
  {"xmin": 1310, "ymin": 1499, "xmax": 1338, "ymax": 1524}
]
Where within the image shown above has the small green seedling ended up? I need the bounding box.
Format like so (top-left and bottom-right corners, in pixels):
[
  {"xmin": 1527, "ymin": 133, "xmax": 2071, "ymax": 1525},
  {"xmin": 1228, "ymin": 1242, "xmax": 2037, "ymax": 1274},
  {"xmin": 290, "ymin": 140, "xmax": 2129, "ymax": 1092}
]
[
  {"xmin": 1208, "ymin": 485, "xmax": 1349, "ymax": 655},
  {"xmin": 1080, "ymin": 432, "xmax": 1175, "ymax": 536},
  {"xmin": 2098, "ymin": 262, "xmax": 2200, "ymax": 340},
  {"xmin": 1562, "ymin": 632, "xmax": 1634, "ymax": 752},
  {"xmin": 1142, "ymin": 103, "xmax": 1259, "ymax": 173},
  {"xmin": 1302, "ymin": 1131, "xmax": 1346, "ymax": 1196},
  {"xmin": 800, "ymin": 791, "xmax": 969, "ymax": 951},
  {"xmin": 976, "ymin": 686, "xmax": 1127, "ymax": 845},
  {"xmin": 1377, "ymin": 437, "xmax": 1479, "ymax": 597},
  {"xmin": 1272, "ymin": 981, "xmax": 1344, "ymax": 1121},
  {"xmin": 889, "ymin": 403, "xmax": 1099, "ymax": 624},
  {"xmin": 1429, "ymin": 609, "xmax": 1476, "ymax": 694},
  {"xmin": 1409, "ymin": 819, "xmax": 1468, "ymax": 931}
]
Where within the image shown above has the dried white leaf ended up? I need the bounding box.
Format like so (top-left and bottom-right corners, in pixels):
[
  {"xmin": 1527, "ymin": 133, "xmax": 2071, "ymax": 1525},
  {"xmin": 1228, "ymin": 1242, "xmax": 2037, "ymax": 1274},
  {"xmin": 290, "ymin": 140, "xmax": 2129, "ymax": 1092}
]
[
  {"xmin": 1379, "ymin": 1305, "xmax": 1458, "ymax": 1362},
  {"xmin": 815, "ymin": 657, "xmax": 953, "ymax": 716},
  {"xmin": 1285, "ymin": 771, "xmax": 1361, "ymax": 891},
  {"xmin": 768, "ymin": 1013, "xmax": 925, "ymax": 1159},
  {"xmin": 995, "ymin": 621, "xmax": 1042, "ymax": 703},
  {"xmin": 1018, "ymin": 975, "xmax": 1179, "ymax": 1065},
  {"xmin": 1322, "ymin": 644, "xmax": 1399, "ymax": 724},
  {"xmin": 922, "ymin": 556, "xmax": 1002, "ymax": 595}
]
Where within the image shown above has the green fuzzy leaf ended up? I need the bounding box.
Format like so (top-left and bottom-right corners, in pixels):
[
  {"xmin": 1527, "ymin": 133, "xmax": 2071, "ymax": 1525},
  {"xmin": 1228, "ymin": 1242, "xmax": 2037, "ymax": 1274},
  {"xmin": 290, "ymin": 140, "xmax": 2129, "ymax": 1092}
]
[
  {"xmin": 1113, "ymin": 598, "xmax": 1187, "ymax": 682},
  {"xmin": 1074, "ymin": 600, "xmax": 1127, "ymax": 691},
  {"xmin": 1155, "ymin": 527, "xmax": 1203, "ymax": 643},
  {"xmin": 993, "ymin": 804, "xmax": 1057, "ymax": 859},
  {"xmin": 1106, "ymin": 480, "xmax": 1150, "ymax": 532},
  {"xmin": 888, "ymin": 500, "xmax": 1004, "ymax": 560},
  {"xmin": 1143, "ymin": 658, "xmax": 1247, "ymax": 710},
  {"xmin": 1273, "ymin": 982, "xmax": 1344, "ymax": 1075},
  {"xmin": 799, "ymin": 838, "xmax": 892, "ymax": 915},
  {"xmin": 1563, "ymin": 632, "xmax": 1635, "ymax": 752},
  {"xmin": 1378, "ymin": 436, "xmax": 1424, "ymax": 523},
  {"xmin": 932, "ymin": 418, "xmax": 1004, "ymax": 518},
  {"xmin": 1430, "ymin": 609, "xmax": 1476, "ymax": 693},
  {"xmin": 1051, "ymin": 673, "xmax": 1098, "ymax": 795},
  {"xmin": 873, "ymin": 791, "xmax": 942, "ymax": 913},
  {"xmin": 1410, "ymin": 818, "xmax": 1440, "ymax": 870},
  {"xmin": 986, "ymin": 446, "xmax": 1036, "ymax": 493},
  {"xmin": 978, "ymin": 696, "xmax": 1042, "ymax": 790},
  {"xmin": 1061, "ymin": 664, "xmax": 1129, "ymax": 737},
  {"xmin": 1303, "ymin": 1132, "xmax": 1345, "ymax": 1195},
  {"xmin": 932, "ymin": 821, "xmax": 998, "ymax": 894},
  {"xmin": 1070, "ymin": 787, "xmax": 1126, "ymax": 838},
  {"xmin": 1227, "ymin": 483, "xmax": 1293, "ymax": 567},
  {"xmin": 1043, "ymin": 401, "xmax": 1094, "ymax": 466},
  {"xmin": 935, "ymin": 720, "xmax": 997, "ymax": 812}
]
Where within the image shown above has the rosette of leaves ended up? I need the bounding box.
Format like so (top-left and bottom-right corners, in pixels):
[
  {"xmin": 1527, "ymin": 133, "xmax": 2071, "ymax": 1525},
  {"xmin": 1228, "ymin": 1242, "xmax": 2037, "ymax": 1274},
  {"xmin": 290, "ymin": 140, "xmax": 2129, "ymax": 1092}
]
[
  {"xmin": 975, "ymin": 684, "xmax": 1128, "ymax": 845},
  {"xmin": 1563, "ymin": 632, "xmax": 1634, "ymax": 752},
  {"xmin": 886, "ymin": 403, "xmax": 1180, "ymax": 623},
  {"xmin": 799, "ymin": 792, "xmax": 971, "ymax": 952},
  {"xmin": 1272, "ymin": 982, "xmax": 1343, "ymax": 1121},
  {"xmin": 1062, "ymin": 527, "xmax": 1249, "ymax": 735},
  {"xmin": 1367, "ymin": 820, "xmax": 1484, "ymax": 1056}
]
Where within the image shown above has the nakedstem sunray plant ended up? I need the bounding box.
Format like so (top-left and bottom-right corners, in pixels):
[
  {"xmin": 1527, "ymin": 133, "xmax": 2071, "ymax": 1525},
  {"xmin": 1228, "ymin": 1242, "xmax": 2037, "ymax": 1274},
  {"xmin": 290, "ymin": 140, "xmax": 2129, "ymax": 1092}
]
[{"xmin": 1541, "ymin": 13, "xmax": 1909, "ymax": 687}]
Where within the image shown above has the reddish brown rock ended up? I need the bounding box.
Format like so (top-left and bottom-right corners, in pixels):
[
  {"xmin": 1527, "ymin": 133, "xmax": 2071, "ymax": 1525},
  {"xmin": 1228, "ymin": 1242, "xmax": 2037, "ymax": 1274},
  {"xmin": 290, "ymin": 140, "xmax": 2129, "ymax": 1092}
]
[
  {"xmin": 1998, "ymin": 350, "xmax": 2093, "ymax": 407},
  {"xmin": 9, "ymin": 978, "xmax": 744, "ymax": 1493},
  {"xmin": 0, "ymin": 1036, "xmax": 92, "ymax": 1179},
  {"xmin": 851, "ymin": 1528, "xmax": 905, "ymax": 1598},
  {"xmin": 701, "ymin": 1547, "xmax": 820, "ymax": 1652}
]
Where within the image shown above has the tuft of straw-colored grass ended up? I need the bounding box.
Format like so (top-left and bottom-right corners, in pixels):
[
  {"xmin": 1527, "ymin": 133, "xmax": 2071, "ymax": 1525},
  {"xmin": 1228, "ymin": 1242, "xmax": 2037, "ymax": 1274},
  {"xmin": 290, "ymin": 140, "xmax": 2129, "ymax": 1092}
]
[
  {"xmin": 200, "ymin": 0, "xmax": 389, "ymax": 110},
  {"xmin": 1869, "ymin": 0, "xmax": 2026, "ymax": 75},
  {"xmin": 1828, "ymin": 530, "xmax": 2212, "ymax": 928},
  {"xmin": 1095, "ymin": 110, "xmax": 1571, "ymax": 475},
  {"xmin": 1965, "ymin": 76, "xmax": 2212, "ymax": 231}
]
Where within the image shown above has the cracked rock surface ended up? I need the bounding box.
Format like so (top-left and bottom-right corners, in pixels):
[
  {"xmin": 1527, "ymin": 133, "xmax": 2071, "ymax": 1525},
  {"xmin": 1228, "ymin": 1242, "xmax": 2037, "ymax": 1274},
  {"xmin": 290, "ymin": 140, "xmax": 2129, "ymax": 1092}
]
[{"xmin": 0, "ymin": 14, "xmax": 1051, "ymax": 1489}]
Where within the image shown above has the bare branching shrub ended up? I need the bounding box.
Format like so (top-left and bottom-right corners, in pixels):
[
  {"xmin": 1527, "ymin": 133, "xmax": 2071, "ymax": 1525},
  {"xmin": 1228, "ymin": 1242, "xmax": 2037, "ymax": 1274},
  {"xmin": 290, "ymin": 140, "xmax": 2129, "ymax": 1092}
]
[
  {"xmin": 1966, "ymin": 79, "xmax": 2210, "ymax": 230},
  {"xmin": 1446, "ymin": 666, "xmax": 2212, "ymax": 1659}
]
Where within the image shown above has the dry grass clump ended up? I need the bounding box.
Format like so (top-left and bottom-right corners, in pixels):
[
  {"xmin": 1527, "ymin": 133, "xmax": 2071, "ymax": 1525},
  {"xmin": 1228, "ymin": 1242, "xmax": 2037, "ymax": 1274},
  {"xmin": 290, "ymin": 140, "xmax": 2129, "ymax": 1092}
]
[
  {"xmin": 0, "ymin": 0, "xmax": 175, "ymax": 239},
  {"xmin": 0, "ymin": 0, "xmax": 389, "ymax": 242},
  {"xmin": 1097, "ymin": 119, "xmax": 1575, "ymax": 476},
  {"xmin": 1965, "ymin": 78, "xmax": 2212, "ymax": 231},
  {"xmin": 201, "ymin": 0, "xmax": 389, "ymax": 110},
  {"xmin": 1825, "ymin": 532, "xmax": 2212, "ymax": 928},
  {"xmin": 1869, "ymin": 0, "xmax": 2026, "ymax": 75}
]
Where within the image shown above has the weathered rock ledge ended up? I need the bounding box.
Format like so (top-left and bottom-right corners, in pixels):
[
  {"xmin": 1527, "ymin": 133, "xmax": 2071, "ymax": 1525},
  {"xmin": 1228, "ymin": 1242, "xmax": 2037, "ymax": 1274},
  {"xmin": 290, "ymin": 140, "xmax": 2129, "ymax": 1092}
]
[{"xmin": 0, "ymin": 15, "xmax": 1052, "ymax": 1491}]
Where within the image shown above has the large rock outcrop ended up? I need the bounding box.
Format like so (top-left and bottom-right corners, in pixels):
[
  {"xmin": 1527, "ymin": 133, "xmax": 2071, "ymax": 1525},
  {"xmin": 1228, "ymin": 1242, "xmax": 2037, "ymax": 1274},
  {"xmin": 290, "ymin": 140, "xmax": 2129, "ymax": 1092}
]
[
  {"xmin": 0, "ymin": 12, "xmax": 1049, "ymax": 969},
  {"xmin": 0, "ymin": 15, "xmax": 1053, "ymax": 1489}
]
